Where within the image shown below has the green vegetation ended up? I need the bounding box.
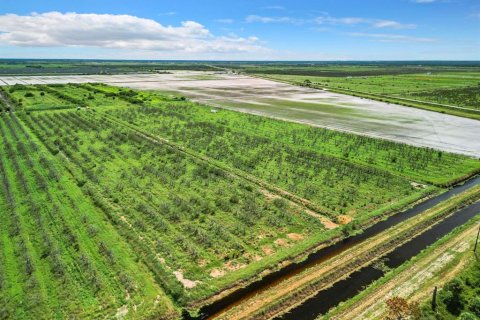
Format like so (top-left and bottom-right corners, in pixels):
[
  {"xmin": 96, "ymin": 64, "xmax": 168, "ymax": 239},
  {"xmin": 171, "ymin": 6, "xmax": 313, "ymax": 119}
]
[
  {"xmin": 219, "ymin": 62, "xmax": 480, "ymax": 78},
  {"xmin": 261, "ymin": 72, "xmax": 480, "ymax": 97},
  {"xmin": 23, "ymin": 108, "xmax": 329, "ymax": 304},
  {"xmin": 407, "ymin": 85, "xmax": 480, "ymax": 110},
  {"xmin": 0, "ymin": 113, "xmax": 176, "ymax": 319},
  {"xmin": 419, "ymin": 253, "xmax": 480, "ymax": 319},
  {"xmin": 4, "ymin": 83, "xmax": 134, "ymax": 111},
  {"xmin": 1, "ymin": 81, "xmax": 479, "ymax": 318},
  {"xmin": 88, "ymin": 84, "xmax": 480, "ymax": 185},
  {"xmin": 0, "ymin": 59, "xmax": 217, "ymax": 75}
]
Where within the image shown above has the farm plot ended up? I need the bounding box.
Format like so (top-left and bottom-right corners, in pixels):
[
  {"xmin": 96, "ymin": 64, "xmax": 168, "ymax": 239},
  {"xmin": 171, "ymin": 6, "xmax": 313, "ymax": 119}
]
[
  {"xmin": 4, "ymin": 83, "xmax": 134, "ymax": 111},
  {"xmin": 101, "ymin": 105, "xmax": 428, "ymax": 221},
  {"xmin": 4, "ymin": 84, "xmax": 75, "ymax": 111},
  {"xmin": 406, "ymin": 85, "xmax": 480, "ymax": 110},
  {"xmin": 88, "ymin": 84, "xmax": 480, "ymax": 184},
  {"xmin": 22, "ymin": 109, "xmax": 330, "ymax": 305},
  {"xmin": 0, "ymin": 113, "xmax": 175, "ymax": 319},
  {"xmin": 4, "ymin": 83, "xmax": 480, "ymax": 317},
  {"xmin": 2, "ymin": 72, "xmax": 480, "ymax": 156}
]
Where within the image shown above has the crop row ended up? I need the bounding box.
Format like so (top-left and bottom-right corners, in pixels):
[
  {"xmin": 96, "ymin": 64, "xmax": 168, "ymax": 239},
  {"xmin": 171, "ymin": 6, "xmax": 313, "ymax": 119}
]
[
  {"xmin": 103, "ymin": 103, "xmax": 430, "ymax": 218},
  {"xmin": 23, "ymin": 109, "xmax": 327, "ymax": 304},
  {"xmin": 96, "ymin": 87, "xmax": 480, "ymax": 185},
  {"xmin": 0, "ymin": 113, "xmax": 174, "ymax": 319},
  {"xmin": 406, "ymin": 85, "xmax": 480, "ymax": 110}
]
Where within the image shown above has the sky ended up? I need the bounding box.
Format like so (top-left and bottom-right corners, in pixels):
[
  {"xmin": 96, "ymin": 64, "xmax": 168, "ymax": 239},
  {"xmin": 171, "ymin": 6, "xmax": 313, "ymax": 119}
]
[{"xmin": 0, "ymin": 0, "xmax": 479, "ymax": 60}]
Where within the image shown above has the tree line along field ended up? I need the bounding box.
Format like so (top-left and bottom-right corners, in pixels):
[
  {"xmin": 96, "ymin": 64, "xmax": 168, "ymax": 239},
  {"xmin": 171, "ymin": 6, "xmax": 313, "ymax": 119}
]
[
  {"xmin": 1, "ymin": 83, "xmax": 480, "ymax": 318},
  {"xmin": 0, "ymin": 59, "xmax": 217, "ymax": 75}
]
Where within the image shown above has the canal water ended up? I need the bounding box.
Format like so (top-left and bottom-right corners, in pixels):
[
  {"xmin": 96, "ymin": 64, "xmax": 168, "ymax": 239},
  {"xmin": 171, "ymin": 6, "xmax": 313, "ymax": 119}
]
[{"xmin": 279, "ymin": 199, "xmax": 480, "ymax": 319}]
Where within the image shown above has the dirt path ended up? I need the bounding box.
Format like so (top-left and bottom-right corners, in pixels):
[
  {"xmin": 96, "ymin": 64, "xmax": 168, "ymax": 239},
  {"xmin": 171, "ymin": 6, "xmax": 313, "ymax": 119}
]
[
  {"xmin": 329, "ymin": 222, "xmax": 479, "ymax": 320},
  {"xmin": 213, "ymin": 187, "xmax": 480, "ymax": 320}
]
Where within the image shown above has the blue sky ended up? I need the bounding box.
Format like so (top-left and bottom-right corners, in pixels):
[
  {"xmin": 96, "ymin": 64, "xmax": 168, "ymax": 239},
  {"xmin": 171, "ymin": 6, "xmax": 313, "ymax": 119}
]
[{"xmin": 0, "ymin": 0, "xmax": 479, "ymax": 60}]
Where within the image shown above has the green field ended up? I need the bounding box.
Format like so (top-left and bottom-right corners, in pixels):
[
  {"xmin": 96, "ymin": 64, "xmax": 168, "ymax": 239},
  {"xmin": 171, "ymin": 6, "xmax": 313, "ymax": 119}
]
[
  {"xmin": 0, "ymin": 114, "xmax": 176, "ymax": 319},
  {"xmin": 1, "ymin": 83, "xmax": 480, "ymax": 318}
]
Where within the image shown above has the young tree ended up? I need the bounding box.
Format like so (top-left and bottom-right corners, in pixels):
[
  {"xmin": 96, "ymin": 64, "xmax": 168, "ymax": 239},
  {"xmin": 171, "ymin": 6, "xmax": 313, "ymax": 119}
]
[{"xmin": 385, "ymin": 296, "xmax": 420, "ymax": 320}]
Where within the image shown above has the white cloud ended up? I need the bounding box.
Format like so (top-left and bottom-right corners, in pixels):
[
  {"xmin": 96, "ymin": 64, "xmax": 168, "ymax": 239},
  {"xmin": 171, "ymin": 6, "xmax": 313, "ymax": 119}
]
[
  {"xmin": 246, "ymin": 13, "xmax": 416, "ymax": 30},
  {"xmin": 263, "ymin": 5, "xmax": 285, "ymax": 10},
  {"xmin": 373, "ymin": 20, "xmax": 416, "ymax": 29},
  {"xmin": 216, "ymin": 18, "xmax": 234, "ymax": 24},
  {"xmin": 316, "ymin": 15, "xmax": 416, "ymax": 29},
  {"xmin": 0, "ymin": 12, "xmax": 267, "ymax": 54},
  {"xmin": 347, "ymin": 32, "xmax": 435, "ymax": 42},
  {"xmin": 245, "ymin": 15, "xmax": 300, "ymax": 24}
]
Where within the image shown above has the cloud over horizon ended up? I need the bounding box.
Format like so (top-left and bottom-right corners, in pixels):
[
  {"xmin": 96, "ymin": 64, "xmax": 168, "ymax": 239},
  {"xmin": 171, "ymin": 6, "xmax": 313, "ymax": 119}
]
[
  {"xmin": 347, "ymin": 32, "xmax": 435, "ymax": 42},
  {"xmin": 0, "ymin": 12, "xmax": 267, "ymax": 54},
  {"xmin": 245, "ymin": 13, "xmax": 417, "ymax": 29}
]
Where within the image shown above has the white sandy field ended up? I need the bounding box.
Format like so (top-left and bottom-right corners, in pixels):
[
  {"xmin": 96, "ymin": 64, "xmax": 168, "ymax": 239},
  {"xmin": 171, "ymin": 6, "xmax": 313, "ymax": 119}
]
[{"xmin": 1, "ymin": 71, "xmax": 479, "ymax": 157}]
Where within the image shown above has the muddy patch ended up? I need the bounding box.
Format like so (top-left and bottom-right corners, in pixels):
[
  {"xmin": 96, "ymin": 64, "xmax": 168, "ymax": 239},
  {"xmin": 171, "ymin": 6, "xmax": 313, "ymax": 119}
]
[
  {"xmin": 225, "ymin": 261, "xmax": 246, "ymax": 271},
  {"xmin": 287, "ymin": 233, "xmax": 304, "ymax": 241},
  {"xmin": 275, "ymin": 238, "xmax": 289, "ymax": 247},
  {"xmin": 411, "ymin": 181, "xmax": 428, "ymax": 189},
  {"xmin": 173, "ymin": 270, "xmax": 199, "ymax": 289},
  {"xmin": 210, "ymin": 268, "xmax": 226, "ymax": 278},
  {"xmin": 262, "ymin": 245, "xmax": 275, "ymax": 256}
]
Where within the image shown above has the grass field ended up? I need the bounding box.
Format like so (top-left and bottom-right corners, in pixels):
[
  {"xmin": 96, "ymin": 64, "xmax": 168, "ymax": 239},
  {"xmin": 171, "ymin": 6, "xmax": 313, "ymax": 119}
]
[
  {"xmin": 1, "ymin": 82, "xmax": 480, "ymax": 318},
  {"xmin": 418, "ymin": 247, "xmax": 480, "ymax": 319}
]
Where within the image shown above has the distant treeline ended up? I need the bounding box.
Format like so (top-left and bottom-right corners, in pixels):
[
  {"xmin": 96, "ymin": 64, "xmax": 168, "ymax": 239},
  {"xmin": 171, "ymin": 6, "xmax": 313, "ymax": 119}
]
[{"xmin": 0, "ymin": 60, "xmax": 218, "ymax": 75}]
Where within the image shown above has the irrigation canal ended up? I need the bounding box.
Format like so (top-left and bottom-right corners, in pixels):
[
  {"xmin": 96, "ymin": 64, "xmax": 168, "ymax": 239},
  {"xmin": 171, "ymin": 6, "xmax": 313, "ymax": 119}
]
[
  {"xmin": 279, "ymin": 191, "xmax": 480, "ymax": 319},
  {"xmin": 188, "ymin": 175, "xmax": 480, "ymax": 320}
]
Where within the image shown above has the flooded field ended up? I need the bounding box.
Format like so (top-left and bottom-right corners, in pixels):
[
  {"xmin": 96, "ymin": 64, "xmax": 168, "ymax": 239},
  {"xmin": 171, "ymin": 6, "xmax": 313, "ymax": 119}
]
[{"xmin": 1, "ymin": 71, "xmax": 479, "ymax": 156}]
